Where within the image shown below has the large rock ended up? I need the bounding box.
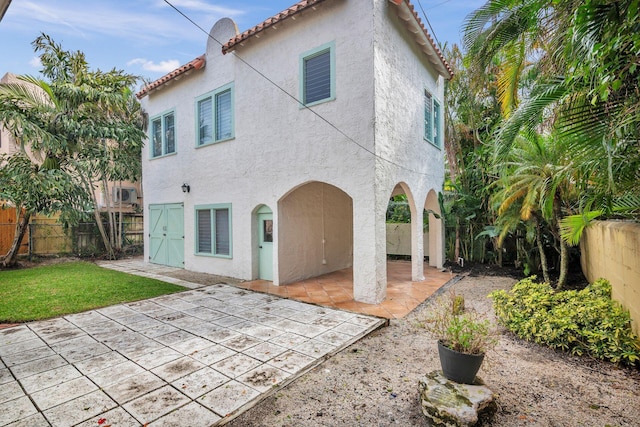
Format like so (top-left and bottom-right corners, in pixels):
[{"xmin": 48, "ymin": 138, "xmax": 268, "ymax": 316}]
[{"xmin": 418, "ymin": 370, "xmax": 496, "ymax": 427}]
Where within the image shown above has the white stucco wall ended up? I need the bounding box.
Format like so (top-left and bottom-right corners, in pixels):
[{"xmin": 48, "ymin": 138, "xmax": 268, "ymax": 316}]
[{"xmin": 141, "ymin": 0, "xmax": 447, "ymax": 303}]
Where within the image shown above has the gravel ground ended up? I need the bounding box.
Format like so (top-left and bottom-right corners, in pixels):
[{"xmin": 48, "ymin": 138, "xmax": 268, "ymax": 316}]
[{"xmin": 222, "ymin": 274, "xmax": 640, "ymax": 427}]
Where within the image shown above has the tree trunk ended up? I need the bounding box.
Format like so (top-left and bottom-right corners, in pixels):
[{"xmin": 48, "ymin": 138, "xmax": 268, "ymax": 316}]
[
  {"xmin": 81, "ymin": 174, "xmax": 114, "ymax": 259},
  {"xmin": 0, "ymin": 210, "xmax": 31, "ymax": 268},
  {"xmin": 536, "ymin": 220, "xmax": 551, "ymax": 284},
  {"xmin": 553, "ymin": 194, "xmax": 568, "ymax": 290},
  {"xmin": 556, "ymin": 238, "xmax": 569, "ymax": 290},
  {"xmin": 454, "ymin": 220, "xmax": 461, "ymax": 264}
]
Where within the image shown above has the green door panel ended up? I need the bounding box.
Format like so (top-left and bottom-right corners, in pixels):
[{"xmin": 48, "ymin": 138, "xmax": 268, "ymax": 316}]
[{"xmin": 149, "ymin": 203, "xmax": 184, "ymax": 268}]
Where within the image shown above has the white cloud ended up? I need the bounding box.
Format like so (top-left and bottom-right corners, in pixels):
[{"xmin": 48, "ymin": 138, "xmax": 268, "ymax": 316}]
[
  {"xmin": 127, "ymin": 58, "xmax": 180, "ymax": 73},
  {"xmin": 158, "ymin": 0, "xmax": 243, "ymax": 16},
  {"xmin": 29, "ymin": 56, "xmax": 42, "ymax": 68}
]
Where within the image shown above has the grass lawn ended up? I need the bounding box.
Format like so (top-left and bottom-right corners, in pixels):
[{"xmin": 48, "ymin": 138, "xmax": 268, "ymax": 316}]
[{"xmin": 0, "ymin": 261, "xmax": 186, "ymax": 322}]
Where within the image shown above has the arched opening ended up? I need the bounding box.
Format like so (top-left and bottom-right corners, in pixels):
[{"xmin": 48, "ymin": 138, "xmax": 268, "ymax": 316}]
[
  {"xmin": 386, "ymin": 182, "xmax": 425, "ymax": 282},
  {"xmin": 424, "ymin": 189, "xmax": 444, "ymax": 268},
  {"xmin": 278, "ymin": 181, "xmax": 353, "ymax": 285}
]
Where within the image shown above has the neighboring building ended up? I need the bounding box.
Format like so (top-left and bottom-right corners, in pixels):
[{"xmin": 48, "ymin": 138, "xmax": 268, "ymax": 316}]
[{"xmin": 137, "ymin": 0, "xmax": 451, "ymax": 304}]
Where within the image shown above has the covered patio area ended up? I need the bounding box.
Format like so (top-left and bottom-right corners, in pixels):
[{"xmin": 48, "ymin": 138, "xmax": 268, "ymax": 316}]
[{"xmin": 237, "ymin": 261, "xmax": 454, "ymax": 319}]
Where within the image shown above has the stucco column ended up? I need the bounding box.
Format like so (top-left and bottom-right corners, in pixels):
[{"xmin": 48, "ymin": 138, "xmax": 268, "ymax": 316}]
[
  {"xmin": 428, "ymin": 212, "xmax": 444, "ymax": 268},
  {"xmin": 411, "ymin": 207, "xmax": 425, "ymax": 281},
  {"xmin": 352, "ymin": 196, "xmax": 387, "ymax": 304}
]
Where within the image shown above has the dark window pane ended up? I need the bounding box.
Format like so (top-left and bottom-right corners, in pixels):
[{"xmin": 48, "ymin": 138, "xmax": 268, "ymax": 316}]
[
  {"xmin": 165, "ymin": 113, "xmax": 175, "ymax": 153},
  {"xmin": 263, "ymin": 219, "xmax": 273, "ymax": 243},
  {"xmin": 197, "ymin": 210, "xmax": 212, "ymax": 253},
  {"xmin": 198, "ymin": 97, "xmax": 212, "ymax": 145},
  {"xmin": 304, "ymin": 50, "xmax": 331, "ymax": 104},
  {"xmin": 152, "ymin": 119, "xmax": 162, "ymax": 157},
  {"xmin": 215, "ymin": 89, "xmax": 232, "ymax": 140},
  {"xmin": 215, "ymin": 208, "xmax": 230, "ymax": 255}
]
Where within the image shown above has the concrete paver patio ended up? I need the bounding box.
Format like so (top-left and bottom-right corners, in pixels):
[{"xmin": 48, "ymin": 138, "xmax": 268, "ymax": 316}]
[{"xmin": 0, "ymin": 262, "xmax": 386, "ymax": 427}]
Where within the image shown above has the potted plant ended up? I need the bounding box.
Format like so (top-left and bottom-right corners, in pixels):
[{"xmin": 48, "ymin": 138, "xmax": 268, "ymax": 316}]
[{"xmin": 422, "ymin": 291, "xmax": 496, "ymax": 384}]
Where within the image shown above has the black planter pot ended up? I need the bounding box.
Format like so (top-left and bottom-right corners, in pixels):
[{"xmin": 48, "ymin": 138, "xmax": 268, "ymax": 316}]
[{"xmin": 437, "ymin": 340, "xmax": 485, "ymax": 384}]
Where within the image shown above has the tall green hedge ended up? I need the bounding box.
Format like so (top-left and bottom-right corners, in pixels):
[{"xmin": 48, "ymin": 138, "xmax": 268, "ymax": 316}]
[{"xmin": 490, "ymin": 278, "xmax": 640, "ymax": 366}]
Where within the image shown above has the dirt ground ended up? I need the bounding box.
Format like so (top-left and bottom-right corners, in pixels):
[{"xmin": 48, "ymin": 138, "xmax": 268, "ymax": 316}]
[{"xmin": 222, "ymin": 274, "xmax": 640, "ymax": 427}]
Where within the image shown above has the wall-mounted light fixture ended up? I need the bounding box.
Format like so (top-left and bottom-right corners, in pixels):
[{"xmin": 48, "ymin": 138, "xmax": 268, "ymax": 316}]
[{"xmin": 181, "ymin": 183, "xmax": 190, "ymax": 193}]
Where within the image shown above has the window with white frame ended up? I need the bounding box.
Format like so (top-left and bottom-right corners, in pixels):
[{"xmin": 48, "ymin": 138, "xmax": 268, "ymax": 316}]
[
  {"xmin": 195, "ymin": 204, "xmax": 231, "ymax": 257},
  {"xmin": 300, "ymin": 42, "xmax": 335, "ymax": 106},
  {"xmin": 424, "ymin": 90, "xmax": 442, "ymax": 148},
  {"xmin": 196, "ymin": 83, "xmax": 234, "ymax": 146},
  {"xmin": 150, "ymin": 111, "xmax": 176, "ymax": 158}
]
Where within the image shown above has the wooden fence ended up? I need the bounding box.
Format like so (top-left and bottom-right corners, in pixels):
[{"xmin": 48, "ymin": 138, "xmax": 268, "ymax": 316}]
[
  {"xmin": 0, "ymin": 208, "xmax": 143, "ymax": 257},
  {"xmin": 0, "ymin": 207, "xmax": 29, "ymax": 255}
]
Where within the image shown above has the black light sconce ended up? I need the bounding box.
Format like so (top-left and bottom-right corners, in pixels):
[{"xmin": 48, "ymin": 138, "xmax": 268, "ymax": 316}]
[{"xmin": 181, "ymin": 183, "xmax": 190, "ymax": 193}]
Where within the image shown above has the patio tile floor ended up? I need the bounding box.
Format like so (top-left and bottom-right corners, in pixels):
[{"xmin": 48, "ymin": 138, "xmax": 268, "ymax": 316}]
[
  {"xmin": 0, "ymin": 260, "xmax": 389, "ymax": 427},
  {"xmin": 237, "ymin": 260, "xmax": 453, "ymax": 319}
]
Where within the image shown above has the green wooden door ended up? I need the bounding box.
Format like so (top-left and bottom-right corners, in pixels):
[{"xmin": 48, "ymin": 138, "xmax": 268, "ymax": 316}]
[
  {"xmin": 258, "ymin": 207, "xmax": 273, "ymax": 280},
  {"xmin": 166, "ymin": 204, "xmax": 184, "ymax": 268},
  {"xmin": 149, "ymin": 203, "xmax": 184, "ymax": 268}
]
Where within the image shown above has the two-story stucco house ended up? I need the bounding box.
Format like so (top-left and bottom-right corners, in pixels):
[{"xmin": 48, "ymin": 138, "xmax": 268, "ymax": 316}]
[{"xmin": 137, "ymin": 0, "xmax": 452, "ymax": 304}]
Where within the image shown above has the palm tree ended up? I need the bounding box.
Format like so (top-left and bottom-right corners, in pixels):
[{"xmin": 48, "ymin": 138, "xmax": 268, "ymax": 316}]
[
  {"xmin": 491, "ymin": 133, "xmax": 576, "ymax": 288},
  {"xmin": 465, "ymin": 0, "xmax": 640, "ymax": 246}
]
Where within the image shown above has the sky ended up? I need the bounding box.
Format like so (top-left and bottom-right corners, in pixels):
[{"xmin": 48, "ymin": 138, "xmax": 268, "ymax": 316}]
[{"xmin": 0, "ymin": 0, "xmax": 484, "ymax": 85}]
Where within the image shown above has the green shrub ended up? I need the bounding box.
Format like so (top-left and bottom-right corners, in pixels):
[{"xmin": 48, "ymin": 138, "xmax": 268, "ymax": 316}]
[{"xmin": 490, "ymin": 277, "xmax": 640, "ymax": 366}]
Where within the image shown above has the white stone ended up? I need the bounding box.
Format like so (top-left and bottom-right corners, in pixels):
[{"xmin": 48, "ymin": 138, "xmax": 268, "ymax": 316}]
[{"xmin": 418, "ymin": 370, "xmax": 497, "ymax": 427}]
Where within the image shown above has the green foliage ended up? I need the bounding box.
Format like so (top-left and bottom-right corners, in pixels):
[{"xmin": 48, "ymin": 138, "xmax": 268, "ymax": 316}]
[
  {"xmin": 386, "ymin": 195, "xmax": 411, "ymax": 224},
  {"xmin": 421, "ymin": 291, "xmax": 497, "ymax": 355},
  {"xmin": 0, "ymin": 261, "xmax": 185, "ymax": 322},
  {"xmin": 0, "ymin": 33, "xmax": 146, "ymax": 261},
  {"xmin": 0, "ymin": 153, "xmax": 87, "ymax": 218},
  {"xmin": 490, "ymin": 277, "xmax": 640, "ymax": 366}
]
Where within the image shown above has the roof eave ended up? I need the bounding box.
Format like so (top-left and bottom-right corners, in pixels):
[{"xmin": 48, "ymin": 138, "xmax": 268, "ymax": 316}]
[
  {"xmin": 388, "ymin": 0, "xmax": 453, "ymax": 80},
  {"xmin": 136, "ymin": 55, "xmax": 206, "ymax": 99},
  {"xmin": 222, "ymin": 0, "xmax": 333, "ymax": 54}
]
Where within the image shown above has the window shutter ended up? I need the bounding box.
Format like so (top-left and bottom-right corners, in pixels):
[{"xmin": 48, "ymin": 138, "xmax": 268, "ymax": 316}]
[
  {"xmin": 424, "ymin": 92, "xmax": 433, "ymax": 142},
  {"xmin": 197, "ymin": 210, "xmax": 212, "ymax": 253},
  {"xmin": 433, "ymin": 101, "xmax": 441, "ymax": 147},
  {"xmin": 215, "ymin": 89, "xmax": 232, "ymax": 140},
  {"xmin": 304, "ymin": 50, "xmax": 331, "ymax": 104},
  {"xmin": 215, "ymin": 208, "xmax": 230, "ymax": 255},
  {"xmin": 164, "ymin": 113, "xmax": 175, "ymax": 153},
  {"xmin": 198, "ymin": 97, "xmax": 213, "ymax": 145}
]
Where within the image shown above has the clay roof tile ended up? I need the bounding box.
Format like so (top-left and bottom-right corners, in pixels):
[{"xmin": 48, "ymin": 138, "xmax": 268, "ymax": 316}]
[{"xmin": 136, "ymin": 54, "xmax": 206, "ymax": 99}]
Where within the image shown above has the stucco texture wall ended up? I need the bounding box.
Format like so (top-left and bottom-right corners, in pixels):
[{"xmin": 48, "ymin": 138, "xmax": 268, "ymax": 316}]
[
  {"xmin": 278, "ymin": 182, "xmax": 353, "ymax": 284},
  {"xmin": 581, "ymin": 220, "xmax": 640, "ymax": 335},
  {"xmin": 386, "ymin": 223, "xmax": 429, "ymax": 257}
]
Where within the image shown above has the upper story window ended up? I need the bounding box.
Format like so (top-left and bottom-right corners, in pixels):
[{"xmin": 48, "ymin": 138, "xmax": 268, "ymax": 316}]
[
  {"xmin": 424, "ymin": 90, "xmax": 442, "ymax": 148},
  {"xmin": 196, "ymin": 83, "xmax": 234, "ymax": 147},
  {"xmin": 150, "ymin": 110, "xmax": 176, "ymax": 158},
  {"xmin": 195, "ymin": 204, "xmax": 232, "ymax": 258},
  {"xmin": 300, "ymin": 42, "xmax": 335, "ymax": 106}
]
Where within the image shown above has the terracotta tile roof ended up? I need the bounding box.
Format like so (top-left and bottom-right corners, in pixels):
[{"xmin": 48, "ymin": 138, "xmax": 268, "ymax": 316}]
[
  {"xmin": 136, "ymin": 55, "xmax": 206, "ymax": 99},
  {"xmin": 388, "ymin": 0, "xmax": 453, "ymax": 79},
  {"xmin": 136, "ymin": 0, "xmax": 452, "ymax": 98},
  {"xmin": 222, "ymin": 0, "xmax": 331, "ymax": 54}
]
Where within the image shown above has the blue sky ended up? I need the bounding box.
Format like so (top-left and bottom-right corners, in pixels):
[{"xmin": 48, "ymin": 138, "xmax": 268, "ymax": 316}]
[{"xmin": 0, "ymin": 0, "xmax": 483, "ymax": 84}]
